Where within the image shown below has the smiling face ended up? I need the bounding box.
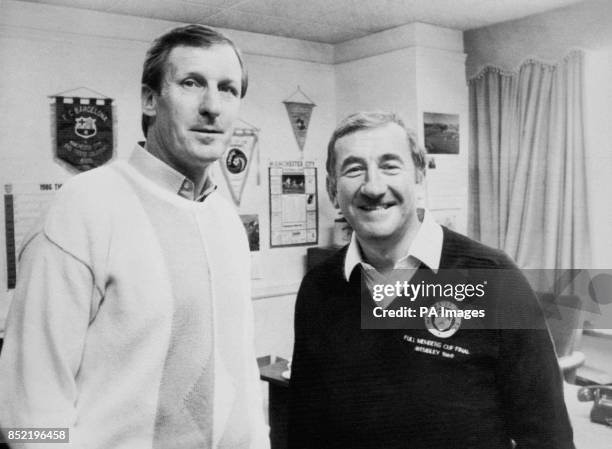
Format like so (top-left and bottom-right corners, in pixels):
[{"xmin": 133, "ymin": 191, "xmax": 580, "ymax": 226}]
[
  {"xmin": 142, "ymin": 44, "xmax": 242, "ymax": 182},
  {"xmin": 328, "ymin": 122, "xmax": 420, "ymax": 251}
]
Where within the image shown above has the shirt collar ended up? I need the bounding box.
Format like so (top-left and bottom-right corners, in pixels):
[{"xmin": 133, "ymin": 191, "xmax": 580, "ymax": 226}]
[
  {"xmin": 129, "ymin": 143, "xmax": 217, "ymax": 201},
  {"xmin": 343, "ymin": 209, "xmax": 443, "ymax": 281}
]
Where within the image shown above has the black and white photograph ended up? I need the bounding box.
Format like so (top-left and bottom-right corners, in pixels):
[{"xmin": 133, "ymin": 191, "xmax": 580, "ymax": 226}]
[
  {"xmin": 241, "ymin": 213, "xmax": 261, "ymax": 252},
  {"xmin": 1, "ymin": 1, "xmax": 611, "ymax": 448},
  {"xmin": 424, "ymin": 112, "xmax": 460, "ymax": 154},
  {"xmin": 281, "ymin": 174, "xmax": 305, "ymax": 194}
]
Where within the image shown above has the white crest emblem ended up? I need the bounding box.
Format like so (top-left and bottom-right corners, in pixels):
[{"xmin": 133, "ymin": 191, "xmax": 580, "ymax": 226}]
[
  {"xmin": 424, "ymin": 300, "xmax": 461, "ymax": 338},
  {"xmin": 74, "ymin": 116, "xmax": 97, "ymax": 138}
]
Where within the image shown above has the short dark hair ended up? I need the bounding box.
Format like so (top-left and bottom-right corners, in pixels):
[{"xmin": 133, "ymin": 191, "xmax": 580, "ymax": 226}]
[
  {"xmin": 141, "ymin": 24, "xmax": 248, "ymax": 137},
  {"xmin": 326, "ymin": 111, "xmax": 427, "ymax": 190}
]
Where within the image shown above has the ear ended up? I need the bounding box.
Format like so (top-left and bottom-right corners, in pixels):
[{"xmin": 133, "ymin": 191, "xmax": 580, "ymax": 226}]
[
  {"xmin": 326, "ymin": 176, "xmax": 340, "ymax": 209},
  {"xmin": 141, "ymin": 84, "xmax": 158, "ymax": 119},
  {"xmin": 414, "ymin": 166, "xmax": 425, "ymax": 185}
]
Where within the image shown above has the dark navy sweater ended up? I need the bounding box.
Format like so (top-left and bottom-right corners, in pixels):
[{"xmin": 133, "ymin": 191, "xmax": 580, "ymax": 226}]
[{"xmin": 288, "ymin": 227, "xmax": 574, "ymax": 449}]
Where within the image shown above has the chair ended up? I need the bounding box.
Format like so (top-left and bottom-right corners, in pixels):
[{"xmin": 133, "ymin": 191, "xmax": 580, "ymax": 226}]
[{"xmin": 537, "ymin": 292, "xmax": 585, "ymax": 383}]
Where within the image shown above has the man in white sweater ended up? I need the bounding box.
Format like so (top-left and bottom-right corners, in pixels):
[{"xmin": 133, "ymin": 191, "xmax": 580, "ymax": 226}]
[{"xmin": 0, "ymin": 25, "xmax": 269, "ymax": 449}]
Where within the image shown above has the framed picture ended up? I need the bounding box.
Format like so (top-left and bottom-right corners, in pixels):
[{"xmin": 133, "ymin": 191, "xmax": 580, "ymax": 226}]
[
  {"xmin": 424, "ymin": 112, "xmax": 459, "ymax": 154},
  {"xmin": 240, "ymin": 214, "xmax": 260, "ymax": 252}
]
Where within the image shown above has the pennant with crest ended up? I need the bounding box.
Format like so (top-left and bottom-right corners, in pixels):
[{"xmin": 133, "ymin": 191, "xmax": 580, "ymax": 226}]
[
  {"xmin": 220, "ymin": 122, "xmax": 259, "ymax": 206},
  {"xmin": 50, "ymin": 87, "xmax": 115, "ymax": 171},
  {"xmin": 283, "ymin": 87, "xmax": 316, "ymax": 152}
]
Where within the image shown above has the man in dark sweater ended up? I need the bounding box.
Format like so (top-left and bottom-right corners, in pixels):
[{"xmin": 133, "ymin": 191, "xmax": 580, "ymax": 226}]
[{"xmin": 287, "ymin": 111, "xmax": 574, "ymax": 449}]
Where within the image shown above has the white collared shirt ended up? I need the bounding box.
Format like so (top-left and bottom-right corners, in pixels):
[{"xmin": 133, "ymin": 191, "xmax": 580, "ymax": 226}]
[
  {"xmin": 130, "ymin": 143, "xmax": 217, "ymax": 201},
  {"xmin": 343, "ymin": 209, "xmax": 443, "ymax": 281}
]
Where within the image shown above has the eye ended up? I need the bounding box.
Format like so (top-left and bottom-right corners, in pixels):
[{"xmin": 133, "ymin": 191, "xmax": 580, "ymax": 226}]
[
  {"xmin": 381, "ymin": 162, "xmax": 402, "ymax": 174},
  {"xmin": 219, "ymin": 83, "xmax": 239, "ymax": 97},
  {"xmin": 181, "ymin": 78, "xmax": 203, "ymax": 89},
  {"xmin": 342, "ymin": 165, "xmax": 365, "ymax": 177}
]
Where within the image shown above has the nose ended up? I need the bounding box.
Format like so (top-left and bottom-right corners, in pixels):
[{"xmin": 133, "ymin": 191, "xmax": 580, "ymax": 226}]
[
  {"xmin": 360, "ymin": 168, "xmax": 386, "ymax": 198},
  {"xmin": 199, "ymin": 87, "xmax": 221, "ymax": 120}
]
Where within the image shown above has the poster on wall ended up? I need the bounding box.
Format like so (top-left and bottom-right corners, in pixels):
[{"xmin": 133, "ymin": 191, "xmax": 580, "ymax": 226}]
[
  {"xmin": 220, "ymin": 127, "xmax": 258, "ymax": 206},
  {"xmin": 423, "ymin": 112, "xmax": 459, "ymax": 154},
  {"xmin": 52, "ymin": 94, "xmax": 115, "ymax": 171},
  {"xmin": 240, "ymin": 214, "xmax": 260, "ymax": 252},
  {"xmin": 4, "ymin": 182, "xmax": 62, "ymax": 289},
  {"xmin": 269, "ymin": 161, "xmax": 318, "ymax": 247}
]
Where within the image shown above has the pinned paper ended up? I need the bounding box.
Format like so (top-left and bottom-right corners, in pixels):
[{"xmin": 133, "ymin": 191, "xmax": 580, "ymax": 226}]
[{"xmin": 269, "ymin": 160, "xmax": 318, "ymax": 247}]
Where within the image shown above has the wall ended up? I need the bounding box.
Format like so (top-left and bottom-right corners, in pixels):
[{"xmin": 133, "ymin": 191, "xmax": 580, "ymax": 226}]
[
  {"xmin": 464, "ymin": 0, "xmax": 612, "ymax": 327},
  {"xmin": 0, "ymin": 0, "xmax": 337, "ymax": 359},
  {"xmin": 464, "ymin": 0, "xmax": 612, "ymax": 78}
]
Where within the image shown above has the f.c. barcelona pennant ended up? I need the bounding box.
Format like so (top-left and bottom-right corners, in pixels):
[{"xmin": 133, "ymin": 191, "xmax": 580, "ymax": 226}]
[{"xmin": 54, "ymin": 96, "xmax": 114, "ymax": 171}]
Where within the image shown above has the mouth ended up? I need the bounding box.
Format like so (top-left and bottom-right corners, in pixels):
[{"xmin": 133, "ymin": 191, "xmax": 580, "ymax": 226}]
[
  {"xmin": 191, "ymin": 128, "xmax": 224, "ymax": 134},
  {"xmin": 358, "ymin": 203, "xmax": 395, "ymax": 211},
  {"xmin": 191, "ymin": 128, "xmax": 226, "ymax": 145}
]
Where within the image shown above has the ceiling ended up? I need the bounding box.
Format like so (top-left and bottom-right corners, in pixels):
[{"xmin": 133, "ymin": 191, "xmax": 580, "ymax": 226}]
[{"xmin": 18, "ymin": 0, "xmax": 586, "ymax": 44}]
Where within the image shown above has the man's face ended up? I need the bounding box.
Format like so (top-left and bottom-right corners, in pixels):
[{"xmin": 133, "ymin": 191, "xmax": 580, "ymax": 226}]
[
  {"xmin": 328, "ymin": 123, "xmax": 419, "ymax": 247},
  {"xmin": 143, "ymin": 44, "xmax": 242, "ymax": 177}
]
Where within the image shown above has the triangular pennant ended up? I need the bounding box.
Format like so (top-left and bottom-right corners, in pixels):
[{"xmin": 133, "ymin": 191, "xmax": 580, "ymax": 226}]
[
  {"xmin": 284, "ymin": 101, "xmax": 315, "ymax": 151},
  {"xmin": 220, "ymin": 128, "xmax": 258, "ymax": 206}
]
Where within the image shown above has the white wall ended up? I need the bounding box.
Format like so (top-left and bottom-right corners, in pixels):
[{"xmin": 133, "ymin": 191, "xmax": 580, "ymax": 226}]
[
  {"xmin": 463, "ymin": 0, "xmax": 612, "ymax": 78},
  {"xmin": 414, "ymin": 47, "xmax": 469, "ymax": 234},
  {"xmin": 335, "ymin": 48, "xmax": 418, "ymax": 127}
]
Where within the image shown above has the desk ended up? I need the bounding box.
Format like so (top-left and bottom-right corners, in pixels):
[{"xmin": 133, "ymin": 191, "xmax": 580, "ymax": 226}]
[
  {"xmin": 259, "ymin": 362, "xmax": 611, "ymax": 449},
  {"xmin": 564, "ymin": 383, "xmax": 611, "ymax": 448}
]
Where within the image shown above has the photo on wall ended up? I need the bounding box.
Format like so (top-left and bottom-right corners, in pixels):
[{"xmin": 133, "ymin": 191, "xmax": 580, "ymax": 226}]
[
  {"xmin": 424, "ymin": 112, "xmax": 459, "ymax": 154},
  {"xmin": 282, "ymin": 174, "xmax": 306, "ymax": 194},
  {"xmin": 240, "ymin": 214, "xmax": 260, "ymax": 252},
  {"xmin": 269, "ymin": 161, "xmax": 318, "ymax": 247}
]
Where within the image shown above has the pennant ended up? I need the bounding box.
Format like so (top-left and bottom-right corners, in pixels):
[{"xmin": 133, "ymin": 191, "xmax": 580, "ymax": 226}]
[
  {"xmin": 53, "ymin": 96, "xmax": 114, "ymax": 171},
  {"xmin": 283, "ymin": 87, "xmax": 316, "ymax": 152},
  {"xmin": 220, "ymin": 128, "xmax": 258, "ymax": 206},
  {"xmin": 284, "ymin": 101, "xmax": 315, "ymax": 152}
]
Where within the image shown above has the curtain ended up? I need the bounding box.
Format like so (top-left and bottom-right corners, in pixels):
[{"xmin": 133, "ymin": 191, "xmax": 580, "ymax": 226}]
[{"xmin": 469, "ymin": 51, "xmax": 590, "ymax": 270}]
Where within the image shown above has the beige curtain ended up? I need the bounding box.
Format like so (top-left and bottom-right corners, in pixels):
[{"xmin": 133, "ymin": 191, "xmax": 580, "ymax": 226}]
[{"xmin": 469, "ymin": 51, "xmax": 590, "ymax": 269}]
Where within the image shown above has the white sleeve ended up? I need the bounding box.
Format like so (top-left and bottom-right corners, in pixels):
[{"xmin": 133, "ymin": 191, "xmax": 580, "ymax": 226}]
[
  {"xmin": 239, "ymin": 249, "xmax": 270, "ymax": 449},
  {"xmin": 0, "ymin": 232, "xmax": 100, "ymax": 446}
]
